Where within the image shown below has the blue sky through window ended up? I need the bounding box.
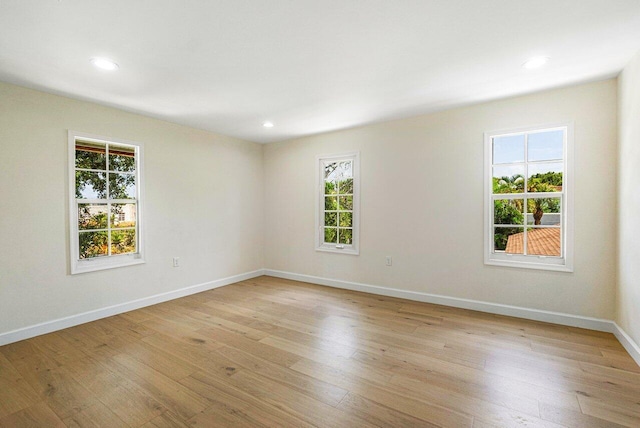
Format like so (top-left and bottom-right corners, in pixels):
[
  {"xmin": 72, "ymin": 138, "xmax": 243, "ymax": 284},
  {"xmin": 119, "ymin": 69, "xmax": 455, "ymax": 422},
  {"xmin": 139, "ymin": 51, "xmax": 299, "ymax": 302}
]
[
  {"xmin": 528, "ymin": 130, "xmax": 563, "ymax": 161},
  {"xmin": 493, "ymin": 135, "xmax": 524, "ymax": 164},
  {"xmin": 493, "ymin": 129, "xmax": 564, "ymax": 184},
  {"xmin": 493, "ymin": 130, "xmax": 563, "ymax": 165},
  {"xmin": 529, "ymin": 162, "xmax": 563, "ymax": 176},
  {"xmin": 493, "ymin": 164, "xmax": 524, "ymax": 179}
]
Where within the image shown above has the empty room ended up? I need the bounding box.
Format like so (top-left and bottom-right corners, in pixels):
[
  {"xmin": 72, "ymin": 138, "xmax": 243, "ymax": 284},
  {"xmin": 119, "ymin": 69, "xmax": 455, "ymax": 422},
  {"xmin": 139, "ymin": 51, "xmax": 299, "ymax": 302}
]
[{"xmin": 1, "ymin": 1, "xmax": 640, "ymax": 427}]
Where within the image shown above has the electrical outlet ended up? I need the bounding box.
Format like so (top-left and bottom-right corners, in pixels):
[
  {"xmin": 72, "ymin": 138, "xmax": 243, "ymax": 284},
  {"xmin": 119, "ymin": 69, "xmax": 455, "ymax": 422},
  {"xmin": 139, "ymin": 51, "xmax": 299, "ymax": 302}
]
[
  {"xmin": 385, "ymin": 256, "xmax": 392, "ymax": 266},
  {"xmin": 173, "ymin": 257, "xmax": 180, "ymax": 267}
]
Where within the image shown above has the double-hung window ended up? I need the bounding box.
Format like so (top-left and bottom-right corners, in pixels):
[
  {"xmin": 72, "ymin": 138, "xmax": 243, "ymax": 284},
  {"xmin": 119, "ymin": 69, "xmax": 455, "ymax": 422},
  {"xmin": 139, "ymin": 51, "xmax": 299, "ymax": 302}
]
[
  {"xmin": 69, "ymin": 131, "xmax": 144, "ymax": 274},
  {"xmin": 484, "ymin": 125, "xmax": 573, "ymax": 271},
  {"xmin": 316, "ymin": 152, "xmax": 359, "ymax": 254}
]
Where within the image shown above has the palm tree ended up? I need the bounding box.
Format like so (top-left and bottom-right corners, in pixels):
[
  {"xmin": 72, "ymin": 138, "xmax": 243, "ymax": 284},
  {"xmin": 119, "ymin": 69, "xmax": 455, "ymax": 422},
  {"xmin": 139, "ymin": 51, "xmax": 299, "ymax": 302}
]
[
  {"xmin": 493, "ymin": 175, "xmax": 525, "ymax": 214},
  {"xmin": 493, "ymin": 174, "xmax": 524, "ymax": 194},
  {"xmin": 527, "ymin": 180, "xmax": 558, "ymax": 225}
]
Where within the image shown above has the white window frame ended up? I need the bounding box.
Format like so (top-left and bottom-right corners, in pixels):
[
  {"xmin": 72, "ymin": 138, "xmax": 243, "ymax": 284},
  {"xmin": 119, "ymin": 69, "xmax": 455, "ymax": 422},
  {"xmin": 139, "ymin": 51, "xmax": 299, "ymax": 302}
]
[
  {"xmin": 484, "ymin": 123, "xmax": 574, "ymax": 272},
  {"xmin": 316, "ymin": 152, "xmax": 360, "ymax": 255},
  {"xmin": 68, "ymin": 131, "xmax": 145, "ymax": 274}
]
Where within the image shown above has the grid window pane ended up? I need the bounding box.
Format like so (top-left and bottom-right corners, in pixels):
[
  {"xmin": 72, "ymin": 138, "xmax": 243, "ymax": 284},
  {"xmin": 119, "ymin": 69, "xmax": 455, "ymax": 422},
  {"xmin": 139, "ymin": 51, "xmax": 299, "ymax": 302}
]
[
  {"xmin": 111, "ymin": 229, "xmax": 136, "ymax": 255},
  {"xmin": 111, "ymin": 203, "xmax": 137, "ymax": 228},
  {"xmin": 324, "ymin": 162, "xmax": 338, "ymax": 180},
  {"xmin": 493, "ymin": 227, "xmax": 525, "ymax": 254},
  {"xmin": 325, "ymin": 196, "xmax": 338, "ymax": 210},
  {"xmin": 493, "ymin": 134, "xmax": 525, "ymax": 164},
  {"xmin": 339, "ymin": 195, "xmax": 353, "ymax": 210},
  {"xmin": 78, "ymin": 204, "xmax": 108, "ymax": 230},
  {"xmin": 109, "ymin": 145, "xmax": 136, "ymax": 172},
  {"xmin": 339, "ymin": 161, "xmax": 353, "ymax": 178},
  {"xmin": 75, "ymin": 142, "xmax": 106, "ymax": 170},
  {"xmin": 325, "ymin": 181, "xmax": 338, "ymax": 195},
  {"xmin": 79, "ymin": 231, "xmax": 108, "ymax": 259},
  {"xmin": 528, "ymin": 162, "xmax": 563, "ymax": 192},
  {"xmin": 494, "ymin": 199, "xmax": 524, "ymax": 225},
  {"xmin": 493, "ymin": 165, "xmax": 525, "ymax": 194},
  {"xmin": 528, "ymin": 130, "xmax": 563, "ymax": 162},
  {"xmin": 109, "ymin": 173, "xmax": 136, "ymax": 199},
  {"xmin": 526, "ymin": 228, "xmax": 561, "ymax": 257},
  {"xmin": 527, "ymin": 198, "xmax": 561, "ymax": 226},
  {"xmin": 325, "ymin": 160, "xmax": 353, "ymax": 181},
  {"xmin": 339, "ymin": 212, "xmax": 353, "ymax": 227},
  {"xmin": 338, "ymin": 228, "xmax": 353, "ymax": 244},
  {"xmin": 338, "ymin": 178, "xmax": 353, "ymax": 194},
  {"xmin": 76, "ymin": 171, "xmax": 107, "ymax": 199},
  {"xmin": 324, "ymin": 228, "xmax": 337, "ymax": 243},
  {"xmin": 324, "ymin": 212, "xmax": 337, "ymax": 227}
]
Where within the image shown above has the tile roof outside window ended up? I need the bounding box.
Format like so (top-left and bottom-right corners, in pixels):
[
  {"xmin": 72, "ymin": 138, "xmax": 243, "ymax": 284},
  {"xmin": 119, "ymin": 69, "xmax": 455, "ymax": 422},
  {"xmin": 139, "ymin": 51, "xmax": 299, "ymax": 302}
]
[{"xmin": 505, "ymin": 228, "xmax": 561, "ymax": 257}]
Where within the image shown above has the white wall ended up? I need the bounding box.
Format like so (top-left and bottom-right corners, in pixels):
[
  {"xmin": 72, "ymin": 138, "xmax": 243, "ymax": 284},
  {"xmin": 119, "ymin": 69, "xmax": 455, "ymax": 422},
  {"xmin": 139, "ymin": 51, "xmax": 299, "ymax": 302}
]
[
  {"xmin": 0, "ymin": 77, "xmax": 624, "ymax": 340},
  {"xmin": 0, "ymin": 82, "xmax": 264, "ymax": 335},
  {"xmin": 264, "ymin": 80, "xmax": 618, "ymax": 319},
  {"xmin": 617, "ymin": 52, "xmax": 640, "ymax": 345}
]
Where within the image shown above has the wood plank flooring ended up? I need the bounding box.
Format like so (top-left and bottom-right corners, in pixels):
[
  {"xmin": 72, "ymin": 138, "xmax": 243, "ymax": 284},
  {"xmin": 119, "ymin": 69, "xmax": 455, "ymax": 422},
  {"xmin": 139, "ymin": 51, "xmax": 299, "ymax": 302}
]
[{"xmin": 1, "ymin": 275, "xmax": 638, "ymax": 427}]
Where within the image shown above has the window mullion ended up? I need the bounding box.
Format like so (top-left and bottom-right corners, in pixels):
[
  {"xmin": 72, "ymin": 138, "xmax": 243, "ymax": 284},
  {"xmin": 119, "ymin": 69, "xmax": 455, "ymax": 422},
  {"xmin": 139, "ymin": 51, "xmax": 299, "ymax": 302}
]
[
  {"xmin": 523, "ymin": 195, "xmax": 528, "ymax": 255},
  {"xmin": 106, "ymin": 143, "xmax": 111, "ymax": 256},
  {"xmin": 523, "ymin": 133, "xmax": 529, "ymax": 255},
  {"xmin": 76, "ymin": 198, "xmax": 108, "ymax": 204},
  {"xmin": 491, "ymin": 193, "xmax": 526, "ymax": 200},
  {"xmin": 75, "ymin": 167, "xmax": 109, "ymax": 173},
  {"xmin": 322, "ymin": 165, "xmax": 327, "ymax": 245},
  {"xmin": 561, "ymin": 192, "xmax": 565, "ymax": 258},
  {"xmin": 321, "ymin": 166, "xmax": 325, "ymax": 244},
  {"xmin": 336, "ymin": 180, "xmax": 341, "ymax": 245}
]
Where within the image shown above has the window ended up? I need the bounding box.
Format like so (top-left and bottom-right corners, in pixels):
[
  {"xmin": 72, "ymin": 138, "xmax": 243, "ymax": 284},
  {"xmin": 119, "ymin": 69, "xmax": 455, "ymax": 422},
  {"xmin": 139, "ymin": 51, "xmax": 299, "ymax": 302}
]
[
  {"xmin": 484, "ymin": 125, "xmax": 573, "ymax": 271},
  {"xmin": 69, "ymin": 131, "xmax": 144, "ymax": 274},
  {"xmin": 316, "ymin": 152, "xmax": 359, "ymax": 254}
]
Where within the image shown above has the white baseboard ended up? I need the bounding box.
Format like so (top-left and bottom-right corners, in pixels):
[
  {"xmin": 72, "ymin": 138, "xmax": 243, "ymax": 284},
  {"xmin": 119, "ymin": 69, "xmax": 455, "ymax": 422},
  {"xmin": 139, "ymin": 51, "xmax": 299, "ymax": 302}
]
[
  {"xmin": 0, "ymin": 269, "xmax": 265, "ymax": 347},
  {"xmin": 3, "ymin": 267, "xmax": 639, "ymax": 368},
  {"xmin": 612, "ymin": 322, "xmax": 640, "ymax": 367},
  {"xmin": 264, "ymin": 269, "xmax": 613, "ymax": 331},
  {"xmin": 265, "ymin": 269, "xmax": 640, "ymax": 366}
]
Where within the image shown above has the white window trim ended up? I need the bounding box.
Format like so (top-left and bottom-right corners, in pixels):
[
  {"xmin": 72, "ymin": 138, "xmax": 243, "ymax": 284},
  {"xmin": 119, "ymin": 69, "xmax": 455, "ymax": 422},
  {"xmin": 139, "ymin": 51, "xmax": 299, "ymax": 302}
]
[
  {"xmin": 484, "ymin": 123, "xmax": 574, "ymax": 272},
  {"xmin": 68, "ymin": 130, "xmax": 146, "ymax": 274},
  {"xmin": 315, "ymin": 152, "xmax": 360, "ymax": 255}
]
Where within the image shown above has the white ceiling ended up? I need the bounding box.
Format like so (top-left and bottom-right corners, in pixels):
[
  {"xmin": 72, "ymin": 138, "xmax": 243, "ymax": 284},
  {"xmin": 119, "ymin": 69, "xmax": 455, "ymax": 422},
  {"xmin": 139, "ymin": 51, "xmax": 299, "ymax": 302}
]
[{"xmin": 1, "ymin": 1, "xmax": 640, "ymax": 143}]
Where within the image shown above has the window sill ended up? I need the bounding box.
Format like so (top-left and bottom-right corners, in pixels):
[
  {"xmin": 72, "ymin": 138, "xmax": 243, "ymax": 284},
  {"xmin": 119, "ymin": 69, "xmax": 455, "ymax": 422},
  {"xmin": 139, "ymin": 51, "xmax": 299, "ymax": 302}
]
[
  {"xmin": 316, "ymin": 245, "xmax": 359, "ymax": 256},
  {"xmin": 485, "ymin": 258, "xmax": 573, "ymax": 272},
  {"xmin": 71, "ymin": 254, "xmax": 145, "ymax": 275}
]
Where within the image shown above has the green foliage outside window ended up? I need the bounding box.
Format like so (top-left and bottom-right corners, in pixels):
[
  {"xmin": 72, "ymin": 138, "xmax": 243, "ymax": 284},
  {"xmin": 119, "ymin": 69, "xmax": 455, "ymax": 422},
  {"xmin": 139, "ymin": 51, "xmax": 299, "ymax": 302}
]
[
  {"xmin": 75, "ymin": 142, "xmax": 137, "ymax": 259},
  {"xmin": 493, "ymin": 171, "xmax": 562, "ymax": 250},
  {"xmin": 79, "ymin": 231, "xmax": 108, "ymax": 259},
  {"xmin": 323, "ymin": 161, "xmax": 354, "ymax": 245},
  {"xmin": 111, "ymin": 230, "xmax": 136, "ymax": 255}
]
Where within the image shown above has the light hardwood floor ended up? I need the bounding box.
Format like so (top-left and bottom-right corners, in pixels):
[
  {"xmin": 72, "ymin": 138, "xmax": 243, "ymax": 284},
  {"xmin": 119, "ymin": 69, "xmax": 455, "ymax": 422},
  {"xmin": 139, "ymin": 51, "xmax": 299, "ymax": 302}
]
[{"xmin": 1, "ymin": 276, "xmax": 639, "ymax": 427}]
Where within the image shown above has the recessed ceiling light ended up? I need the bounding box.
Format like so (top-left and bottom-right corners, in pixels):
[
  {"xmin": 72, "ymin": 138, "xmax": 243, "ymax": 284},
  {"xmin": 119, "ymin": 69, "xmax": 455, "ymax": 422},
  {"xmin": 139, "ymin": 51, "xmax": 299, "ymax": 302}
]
[
  {"xmin": 91, "ymin": 57, "xmax": 119, "ymax": 71},
  {"xmin": 263, "ymin": 121, "xmax": 274, "ymax": 128},
  {"xmin": 522, "ymin": 56, "xmax": 549, "ymax": 69}
]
